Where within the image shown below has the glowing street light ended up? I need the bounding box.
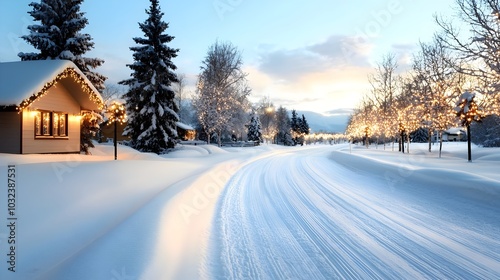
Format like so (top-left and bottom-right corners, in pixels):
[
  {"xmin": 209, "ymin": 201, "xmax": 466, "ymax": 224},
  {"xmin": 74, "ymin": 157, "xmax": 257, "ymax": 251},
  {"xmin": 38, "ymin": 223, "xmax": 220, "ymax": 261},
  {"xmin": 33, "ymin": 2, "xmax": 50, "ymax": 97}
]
[{"xmin": 106, "ymin": 100, "xmax": 127, "ymax": 160}]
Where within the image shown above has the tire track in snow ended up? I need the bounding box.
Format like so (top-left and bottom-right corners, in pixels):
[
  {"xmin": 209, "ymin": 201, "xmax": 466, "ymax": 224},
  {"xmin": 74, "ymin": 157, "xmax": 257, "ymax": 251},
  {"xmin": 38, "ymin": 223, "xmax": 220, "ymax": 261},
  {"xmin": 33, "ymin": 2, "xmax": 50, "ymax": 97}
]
[{"xmin": 204, "ymin": 147, "xmax": 500, "ymax": 279}]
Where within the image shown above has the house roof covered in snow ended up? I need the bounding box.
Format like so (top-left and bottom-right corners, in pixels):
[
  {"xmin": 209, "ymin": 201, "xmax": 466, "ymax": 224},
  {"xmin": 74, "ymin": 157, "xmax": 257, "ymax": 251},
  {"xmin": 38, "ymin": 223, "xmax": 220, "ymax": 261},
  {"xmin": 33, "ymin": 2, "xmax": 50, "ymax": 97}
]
[
  {"xmin": 0, "ymin": 60, "xmax": 103, "ymax": 111},
  {"xmin": 176, "ymin": 122, "xmax": 195, "ymax": 130},
  {"xmin": 445, "ymin": 127, "xmax": 466, "ymax": 135}
]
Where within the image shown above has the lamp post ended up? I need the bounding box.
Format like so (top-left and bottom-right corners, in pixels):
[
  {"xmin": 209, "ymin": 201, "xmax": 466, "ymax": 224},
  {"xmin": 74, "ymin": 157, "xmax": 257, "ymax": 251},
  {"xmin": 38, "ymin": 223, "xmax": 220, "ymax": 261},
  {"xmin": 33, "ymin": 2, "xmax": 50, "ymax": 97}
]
[
  {"xmin": 456, "ymin": 91, "xmax": 481, "ymax": 162},
  {"xmin": 107, "ymin": 101, "xmax": 127, "ymax": 160}
]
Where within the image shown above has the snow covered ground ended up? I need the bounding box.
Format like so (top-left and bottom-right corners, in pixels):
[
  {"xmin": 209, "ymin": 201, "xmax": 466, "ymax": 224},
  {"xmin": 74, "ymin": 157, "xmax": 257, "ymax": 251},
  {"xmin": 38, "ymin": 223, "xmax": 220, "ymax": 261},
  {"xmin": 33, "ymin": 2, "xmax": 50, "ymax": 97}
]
[{"xmin": 0, "ymin": 142, "xmax": 498, "ymax": 279}]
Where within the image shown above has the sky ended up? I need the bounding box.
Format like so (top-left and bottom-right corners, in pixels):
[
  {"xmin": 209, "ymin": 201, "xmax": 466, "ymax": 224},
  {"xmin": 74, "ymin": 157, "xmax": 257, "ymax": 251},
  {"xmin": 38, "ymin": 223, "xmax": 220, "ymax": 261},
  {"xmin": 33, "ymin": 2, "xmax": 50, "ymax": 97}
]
[{"xmin": 0, "ymin": 0, "xmax": 458, "ymax": 115}]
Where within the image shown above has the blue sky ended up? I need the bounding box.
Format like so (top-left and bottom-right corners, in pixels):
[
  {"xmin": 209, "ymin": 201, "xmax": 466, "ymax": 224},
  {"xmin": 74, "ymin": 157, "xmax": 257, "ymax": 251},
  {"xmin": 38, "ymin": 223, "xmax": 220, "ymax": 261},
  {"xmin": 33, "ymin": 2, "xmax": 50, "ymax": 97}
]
[{"xmin": 0, "ymin": 0, "xmax": 457, "ymax": 114}]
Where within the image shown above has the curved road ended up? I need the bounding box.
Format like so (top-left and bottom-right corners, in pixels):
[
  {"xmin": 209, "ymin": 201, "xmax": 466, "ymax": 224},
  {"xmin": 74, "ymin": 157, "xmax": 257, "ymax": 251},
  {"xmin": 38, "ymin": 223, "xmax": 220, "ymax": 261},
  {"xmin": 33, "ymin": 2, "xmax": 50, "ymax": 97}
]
[{"xmin": 204, "ymin": 146, "xmax": 500, "ymax": 279}]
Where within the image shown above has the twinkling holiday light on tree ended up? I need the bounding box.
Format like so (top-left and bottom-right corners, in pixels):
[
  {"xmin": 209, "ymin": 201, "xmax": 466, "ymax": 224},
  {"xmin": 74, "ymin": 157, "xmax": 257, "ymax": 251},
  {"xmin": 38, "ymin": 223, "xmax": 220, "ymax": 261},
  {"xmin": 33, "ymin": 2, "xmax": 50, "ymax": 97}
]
[{"xmin": 107, "ymin": 101, "xmax": 127, "ymax": 124}]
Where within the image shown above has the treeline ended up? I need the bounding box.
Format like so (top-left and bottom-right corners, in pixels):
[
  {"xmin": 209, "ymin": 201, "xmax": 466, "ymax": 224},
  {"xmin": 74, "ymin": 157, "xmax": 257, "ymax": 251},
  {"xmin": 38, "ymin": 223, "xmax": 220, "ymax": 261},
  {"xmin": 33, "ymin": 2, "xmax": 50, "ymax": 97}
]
[{"xmin": 347, "ymin": 0, "xmax": 500, "ymax": 159}]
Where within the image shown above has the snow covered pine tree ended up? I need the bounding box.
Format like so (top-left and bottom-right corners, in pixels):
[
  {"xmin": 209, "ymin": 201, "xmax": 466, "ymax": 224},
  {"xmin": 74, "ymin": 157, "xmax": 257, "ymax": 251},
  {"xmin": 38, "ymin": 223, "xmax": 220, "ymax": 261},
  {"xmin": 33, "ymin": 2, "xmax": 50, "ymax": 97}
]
[
  {"xmin": 19, "ymin": 0, "xmax": 106, "ymax": 91},
  {"xmin": 120, "ymin": 0, "xmax": 180, "ymax": 153},
  {"xmin": 19, "ymin": 0, "xmax": 107, "ymax": 154},
  {"xmin": 247, "ymin": 114, "xmax": 262, "ymax": 143}
]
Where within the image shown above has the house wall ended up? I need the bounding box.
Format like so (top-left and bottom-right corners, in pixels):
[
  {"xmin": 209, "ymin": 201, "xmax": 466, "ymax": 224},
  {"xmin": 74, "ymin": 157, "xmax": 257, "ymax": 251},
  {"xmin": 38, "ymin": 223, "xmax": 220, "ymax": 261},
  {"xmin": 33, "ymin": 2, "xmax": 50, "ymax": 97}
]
[
  {"xmin": 0, "ymin": 112, "xmax": 21, "ymax": 153},
  {"xmin": 22, "ymin": 85, "xmax": 81, "ymax": 154}
]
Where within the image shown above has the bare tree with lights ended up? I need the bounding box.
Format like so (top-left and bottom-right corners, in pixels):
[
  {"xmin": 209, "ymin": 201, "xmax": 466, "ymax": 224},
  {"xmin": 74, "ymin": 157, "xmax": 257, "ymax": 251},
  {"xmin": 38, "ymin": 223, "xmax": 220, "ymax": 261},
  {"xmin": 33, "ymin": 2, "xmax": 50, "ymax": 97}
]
[
  {"xmin": 436, "ymin": 0, "xmax": 500, "ymax": 115},
  {"xmin": 346, "ymin": 97, "xmax": 377, "ymax": 149},
  {"xmin": 257, "ymin": 97, "xmax": 277, "ymax": 144},
  {"xmin": 369, "ymin": 54, "xmax": 399, "ymax": 149},
  {"xmin": 412, "ymin": 38, "xmax": 462, "ymax": 156},
  {"xmin": 394, "ymin": 79, "xmax": 422, "ymax": 154},
  {"xmin": 193, "ymin": 41, "xmax": 250, "ymax": 146},
  {"xmin": 120, "ymin": 0, "xmax": 179, "ymax": 154}
]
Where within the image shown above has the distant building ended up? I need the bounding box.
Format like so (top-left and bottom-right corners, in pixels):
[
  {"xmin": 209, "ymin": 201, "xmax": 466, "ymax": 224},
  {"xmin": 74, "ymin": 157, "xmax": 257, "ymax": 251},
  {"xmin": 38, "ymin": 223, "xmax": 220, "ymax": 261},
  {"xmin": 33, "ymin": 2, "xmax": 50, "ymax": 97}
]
[
  {"xmin": 0, "ymin": 60, "xmax": 103, "ymax": 154},
  {"xmin": 433, "ymin": 127, "xmax": 466, "ymax": 142},
  {"xmin": 176, "ymin": 122, "xmax": 196, "ymax": 141}
]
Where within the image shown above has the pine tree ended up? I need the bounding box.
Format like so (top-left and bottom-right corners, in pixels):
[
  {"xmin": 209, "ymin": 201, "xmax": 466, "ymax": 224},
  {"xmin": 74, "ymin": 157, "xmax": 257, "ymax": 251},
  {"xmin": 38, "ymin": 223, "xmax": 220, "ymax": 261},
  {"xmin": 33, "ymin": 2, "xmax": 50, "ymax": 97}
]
[
  {"xmin": 119, "ymin": 0, "xmax": 179, "ymax": 154},
  {"xmin": 300, "ymin": 114, "xmax": 310, "ymax": 135},
  {"xmin": 290, "ymin": 109, "xmax": 299, "ymax": 144},
  {"xmin": 247, "ymin": 114, "xmax": 262, "ymax": 143},
  {"xmin": 471, "ymin": 115, "xmax": 500, "ymax": 147},
  {"xmin": 276, "ymin": 106, "xmax": 294, "ymax": 146},
  {"xmin": 291, "ymin": 110, "xmax": 299, "ymax": 133},
  {"xmin": 19, "ymin": 0, "xmax": 106, "ymax": 91}
]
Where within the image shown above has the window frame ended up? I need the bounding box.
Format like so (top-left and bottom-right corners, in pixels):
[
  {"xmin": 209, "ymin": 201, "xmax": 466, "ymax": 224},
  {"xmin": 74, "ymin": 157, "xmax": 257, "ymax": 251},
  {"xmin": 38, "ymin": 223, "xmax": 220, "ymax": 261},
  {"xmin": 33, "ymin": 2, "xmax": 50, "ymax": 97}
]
[{"xmin": 34, "ymin": 110, "xmax": 69, "ymax": 139}]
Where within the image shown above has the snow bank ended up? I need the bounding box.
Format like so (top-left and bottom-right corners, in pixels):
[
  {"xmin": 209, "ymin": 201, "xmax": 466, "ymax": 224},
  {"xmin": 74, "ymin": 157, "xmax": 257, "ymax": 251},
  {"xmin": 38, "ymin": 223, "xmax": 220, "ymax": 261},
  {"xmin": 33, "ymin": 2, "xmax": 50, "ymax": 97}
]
[
  {"xmin": 1, "ymin": 142, "xmax": 497, "ymax": 279},
  {"xmin": 332, "ymin": 142, "xmax": 500, "ymax": 205},
  {"xmin": 0, "ymin": 142, "xmax": 278, "ymax": 280}
]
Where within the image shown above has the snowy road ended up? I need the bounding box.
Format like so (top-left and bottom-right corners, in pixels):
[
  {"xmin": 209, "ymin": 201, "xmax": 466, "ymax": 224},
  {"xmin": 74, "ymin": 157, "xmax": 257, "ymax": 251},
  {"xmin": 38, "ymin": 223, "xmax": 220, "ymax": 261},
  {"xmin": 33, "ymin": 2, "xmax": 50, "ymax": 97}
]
[{"xmin": 204, "ymin": 146, "xmax": 500, "ymax": 279}]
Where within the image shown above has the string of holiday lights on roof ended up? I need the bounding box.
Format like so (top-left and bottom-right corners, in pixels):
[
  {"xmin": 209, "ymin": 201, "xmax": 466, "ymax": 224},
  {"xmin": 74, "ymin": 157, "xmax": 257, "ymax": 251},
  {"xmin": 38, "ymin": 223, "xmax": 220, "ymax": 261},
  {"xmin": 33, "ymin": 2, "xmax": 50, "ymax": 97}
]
[{"xmin": 16, "ymin": 67, "xmax": 104, "ymax": 112}]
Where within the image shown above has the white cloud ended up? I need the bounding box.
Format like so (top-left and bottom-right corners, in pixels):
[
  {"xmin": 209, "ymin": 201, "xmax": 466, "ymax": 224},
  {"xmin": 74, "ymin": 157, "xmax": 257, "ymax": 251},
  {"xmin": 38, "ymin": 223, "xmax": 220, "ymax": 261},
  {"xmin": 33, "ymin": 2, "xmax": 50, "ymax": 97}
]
[{"xmin": 246, "ymin": 35, "xmax": 376, "ymax": 113}]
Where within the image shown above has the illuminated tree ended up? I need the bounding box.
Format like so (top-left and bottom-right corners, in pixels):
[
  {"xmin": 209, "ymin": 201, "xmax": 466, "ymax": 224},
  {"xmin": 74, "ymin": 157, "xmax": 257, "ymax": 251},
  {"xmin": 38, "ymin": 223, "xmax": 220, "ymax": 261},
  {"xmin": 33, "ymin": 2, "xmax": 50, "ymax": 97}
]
[
  {"xmin": 395, "ymin": 79, "xmax": 423, "ymax": 153},
  {"xmin": 80, "ymin": 111, "xmax": 103, "ymax": 155},
  {"xmin": 412, "ymin": 38, "xmax": 461, "ymax": 156},
  {"xmin": 369, "ymin": 54, "xmax": 399, "ymax": 148},
  {"xmin": 436, "ymin": 0, "xmax": 500, "ymax": 115},
  {"xmin": 19, "ymin": 0, "xmax": 106, "ymax": 91},
  {"xmin": 258, "ymin": 97, "xmax": 277, "ymax": 144},
  {"xmin": 193, "ymin": 41, "xmax": 250, "ymax": 146},
  {"xmin": 346, "ymin": 98, "xmax": 377, "ymax": 148},
  {"xmin": 120, "ymin": 0, "xmax": 180, "ymax": 153}
]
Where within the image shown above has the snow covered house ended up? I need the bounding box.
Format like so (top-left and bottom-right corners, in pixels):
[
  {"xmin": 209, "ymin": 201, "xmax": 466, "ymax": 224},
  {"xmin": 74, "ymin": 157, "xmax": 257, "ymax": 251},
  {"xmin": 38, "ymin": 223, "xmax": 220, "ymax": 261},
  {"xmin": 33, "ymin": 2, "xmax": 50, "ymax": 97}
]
[
  {"xmin": 0, "ymin": 60, "xmax": 103, "ymax": 154},
  {"xmin": 176, "ymin": 122, "xmax": 196, "ymax": 141},
  {"xmin": 433, "ymin": 127, "xmax": 467, "ymax": 142},
  {"xmin": 443, "ymin": 128, "xmax": 466, "ymax": 142}
]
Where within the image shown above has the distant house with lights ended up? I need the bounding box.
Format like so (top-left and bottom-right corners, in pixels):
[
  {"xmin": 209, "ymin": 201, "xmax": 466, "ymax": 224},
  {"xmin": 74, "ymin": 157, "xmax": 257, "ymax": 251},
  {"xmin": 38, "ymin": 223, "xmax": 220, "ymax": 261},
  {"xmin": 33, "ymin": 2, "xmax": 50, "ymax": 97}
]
[
  {"xmin": 0, "ymin": 60, "xmax": 103, "ymax": 154},
  {"xmin": 176, "ymin": 122, "xmax": 196, "ymax": 141},
  {"xmin": 433, "ymin": 127, "xmax": 467, "ymax": 142}
]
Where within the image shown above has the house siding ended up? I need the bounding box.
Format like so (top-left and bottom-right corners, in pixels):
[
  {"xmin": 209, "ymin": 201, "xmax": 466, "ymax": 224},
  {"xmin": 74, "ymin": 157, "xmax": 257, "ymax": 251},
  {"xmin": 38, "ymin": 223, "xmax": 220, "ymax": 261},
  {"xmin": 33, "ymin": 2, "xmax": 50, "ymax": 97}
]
[
  {"xmin": 0, "ymin": 112, "xmax": 21, "ymax": 153},
  {"xmin": 22, "ymin": 85, "xmax": 81, "ymax": 154}
]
